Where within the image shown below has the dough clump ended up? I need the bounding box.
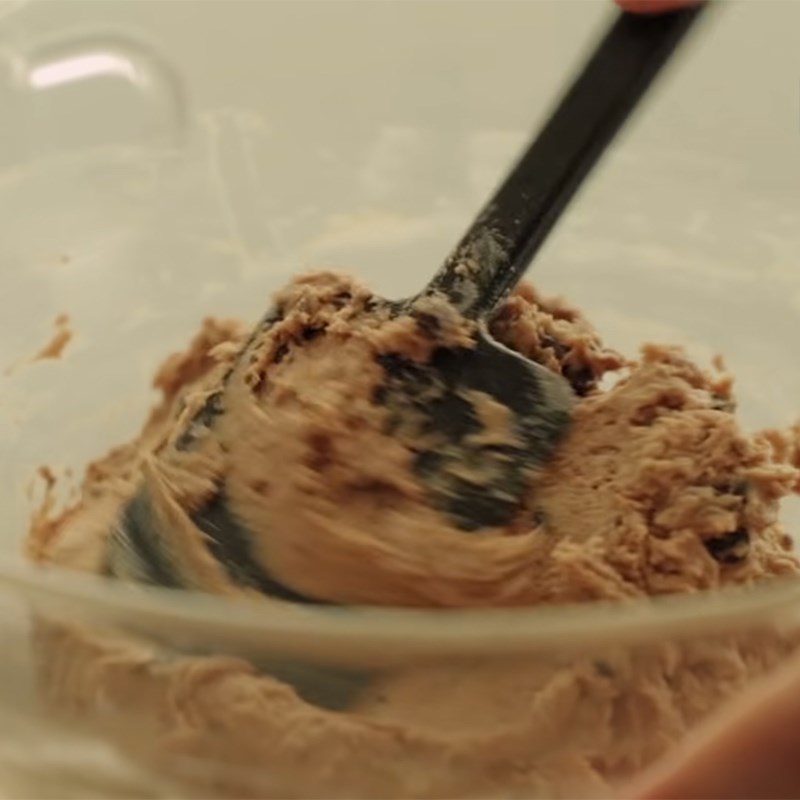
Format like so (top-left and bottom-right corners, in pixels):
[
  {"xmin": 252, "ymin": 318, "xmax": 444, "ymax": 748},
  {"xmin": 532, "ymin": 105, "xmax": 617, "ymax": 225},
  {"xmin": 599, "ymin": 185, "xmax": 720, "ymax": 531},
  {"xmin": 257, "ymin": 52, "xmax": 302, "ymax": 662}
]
[{"xmin": 28, "ymin": 272, "xmax": 800, "ymax": 798}]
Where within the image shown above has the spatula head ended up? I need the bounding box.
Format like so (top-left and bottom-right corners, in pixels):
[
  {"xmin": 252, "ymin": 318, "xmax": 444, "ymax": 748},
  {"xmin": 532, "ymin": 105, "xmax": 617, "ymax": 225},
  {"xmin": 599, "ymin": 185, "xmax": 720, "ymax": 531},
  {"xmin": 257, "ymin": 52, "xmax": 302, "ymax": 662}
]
[{"xmin": 376, "ymin": 328, "xmax": 573, "ymax": 531}]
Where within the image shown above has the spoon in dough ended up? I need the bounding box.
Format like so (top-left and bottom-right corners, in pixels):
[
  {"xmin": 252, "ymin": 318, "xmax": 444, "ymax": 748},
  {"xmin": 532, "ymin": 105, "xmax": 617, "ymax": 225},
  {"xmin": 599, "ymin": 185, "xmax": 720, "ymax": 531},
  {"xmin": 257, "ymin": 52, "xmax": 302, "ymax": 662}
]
[
  {"xmin": 382, "ymin": 3, "xmax": 707, "ymax": 531},
  {"xmin": 113, "ymin": 4, "xmax": 707, "ymax": 600},
  {"xmin": 348, "ymin": 5, "xmax": 708, "ymax": 532}
]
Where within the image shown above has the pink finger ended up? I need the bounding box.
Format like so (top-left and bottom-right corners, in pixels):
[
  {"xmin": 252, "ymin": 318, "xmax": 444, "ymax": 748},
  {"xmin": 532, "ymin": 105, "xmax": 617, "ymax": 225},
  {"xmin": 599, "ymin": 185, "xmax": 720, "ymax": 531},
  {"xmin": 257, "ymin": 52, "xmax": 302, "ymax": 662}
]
[
  {"xmin": 615, "ymin": 0, "xmax": 702, "ymax": 14},
  {"xmin": 627, "ymin": 655, "xmax": 800, "ymax": 799}
]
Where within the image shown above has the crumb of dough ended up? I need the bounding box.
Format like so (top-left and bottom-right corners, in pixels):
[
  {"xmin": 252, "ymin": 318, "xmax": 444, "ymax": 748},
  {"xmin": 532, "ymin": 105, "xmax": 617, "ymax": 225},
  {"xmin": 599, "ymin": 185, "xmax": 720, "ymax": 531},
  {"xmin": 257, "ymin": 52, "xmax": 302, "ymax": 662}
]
[{"xmin": 33, "ymin": 314, "xmax": 73, "ymax": 362}]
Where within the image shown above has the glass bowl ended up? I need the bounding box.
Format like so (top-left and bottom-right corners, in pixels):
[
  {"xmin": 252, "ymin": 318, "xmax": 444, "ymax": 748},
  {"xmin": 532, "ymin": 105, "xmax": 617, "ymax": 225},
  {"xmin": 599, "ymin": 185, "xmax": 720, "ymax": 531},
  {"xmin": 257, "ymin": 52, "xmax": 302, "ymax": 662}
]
[{"xmin": 0, "ymin": 1, "xmax": 798, "ymax": 797}]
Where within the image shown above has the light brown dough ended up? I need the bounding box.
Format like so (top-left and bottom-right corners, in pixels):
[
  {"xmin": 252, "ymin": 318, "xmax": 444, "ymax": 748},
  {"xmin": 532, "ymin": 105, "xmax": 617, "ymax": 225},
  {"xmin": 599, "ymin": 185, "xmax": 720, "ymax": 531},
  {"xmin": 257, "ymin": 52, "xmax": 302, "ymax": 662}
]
[{"xmin": 27, "ymin": 272, "xmax": 800, "ymax": 798}]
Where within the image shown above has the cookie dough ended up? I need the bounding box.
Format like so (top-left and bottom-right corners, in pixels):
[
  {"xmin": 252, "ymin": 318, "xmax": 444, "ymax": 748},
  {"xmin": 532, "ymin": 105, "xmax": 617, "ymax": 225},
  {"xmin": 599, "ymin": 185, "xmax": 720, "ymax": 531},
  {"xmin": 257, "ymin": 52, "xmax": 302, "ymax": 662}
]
[{"xmin": 28, "ymin": 272, "xmax": 800, "ymax": 798}]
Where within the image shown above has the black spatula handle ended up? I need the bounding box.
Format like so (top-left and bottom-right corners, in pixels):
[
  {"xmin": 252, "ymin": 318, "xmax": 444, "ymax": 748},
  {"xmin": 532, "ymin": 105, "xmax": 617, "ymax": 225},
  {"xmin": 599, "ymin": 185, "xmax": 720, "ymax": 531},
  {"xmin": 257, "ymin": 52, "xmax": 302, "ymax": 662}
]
[{"xmin": 427, "ymin": 4, "xmax": 708, "ymax": 317}]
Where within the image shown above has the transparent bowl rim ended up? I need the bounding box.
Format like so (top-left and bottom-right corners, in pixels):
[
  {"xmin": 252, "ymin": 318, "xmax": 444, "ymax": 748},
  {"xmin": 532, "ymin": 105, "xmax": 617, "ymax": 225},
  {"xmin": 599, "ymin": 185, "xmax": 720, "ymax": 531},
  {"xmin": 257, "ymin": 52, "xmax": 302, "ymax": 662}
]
[{"xmin": 2, "ymin": 556, "xmax": 798, "ymax": 664}]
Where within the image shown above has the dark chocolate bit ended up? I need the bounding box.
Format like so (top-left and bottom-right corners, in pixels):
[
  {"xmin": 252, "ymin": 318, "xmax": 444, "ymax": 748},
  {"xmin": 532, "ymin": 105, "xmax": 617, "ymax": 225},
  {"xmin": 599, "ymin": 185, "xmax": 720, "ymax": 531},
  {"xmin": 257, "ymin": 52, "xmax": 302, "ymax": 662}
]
[
  {"xmin": 705, "ymin": 528, "xmax": 750, "ymax": 564},
  {"xmin": 413, "ymin": 311, "xmax": 442, "ymax": 338},
  {"xmin": 533, "ymin": 335, "xmax": 597, "ymax": 396},
  {"xmin": 306, "ymin": 432, "xmax": 334, "ymax": 472},
  {"xmin": 273, "ymin": 343, "xmax": 289, "ymax": 364},
  {"xmin": 593, "ymin": 660, "xmax": 615, "ymax": 678},
  {"xmin": 540, "ymin": 334, "xmax": 569, "ymax": 361},
  {"xmin": 302, "ymin": 326, "xmax": 324, "ymax": 341}
]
